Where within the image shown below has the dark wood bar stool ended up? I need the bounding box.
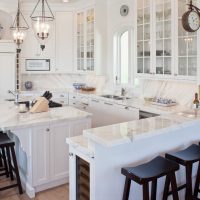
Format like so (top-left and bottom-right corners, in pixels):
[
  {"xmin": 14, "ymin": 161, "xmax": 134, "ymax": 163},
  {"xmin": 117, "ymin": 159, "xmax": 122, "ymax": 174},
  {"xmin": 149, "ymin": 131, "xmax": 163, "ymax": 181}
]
[
  {"xmin": 165, "ymin": 144, "xmax": 200, "ymax": 200},
  {"xmin": 121, "ymin": 156, "xmax": 180, "ymax": 200},
  {"xmin": 0, "ymin": 133, "xmax": 23, "ymax": 194}
]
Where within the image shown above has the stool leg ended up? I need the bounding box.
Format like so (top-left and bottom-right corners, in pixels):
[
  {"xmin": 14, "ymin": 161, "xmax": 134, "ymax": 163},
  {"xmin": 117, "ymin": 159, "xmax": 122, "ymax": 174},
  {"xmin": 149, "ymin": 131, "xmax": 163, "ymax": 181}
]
[
  {"xmin": 151, "ymin": 179, "xmax": 157, "ymax": 200},
  {"xmin": 185, "ymin": 164, "xmax": 193, "ymax": 200},
  {"xmin": 123, "ymin": 178, "xmax": 131, "ymax": 200},
  {"xmin": 0, "ymin": 152, "xmax": 3, "ymax": 168},
  {"xmin": 194, "ymin": 162, "xmax": 200, "ymax": 198},
  {"xmin": 169, "ymin": 172, "xmax": 179, "ymax": 200},
  {"xmin": 2, "ymin": 147, "xmax": 9, "ymax": 177},
  {"xmin": 163, "ymin": 175, "xmax": 170, "ymax": 200},
  {"xmin": 6, "ymin": 146, "xmax": 14, "ymax": 181},
  {"xmin": 10, "ymin": 145, "xmax": 23, "ymax": 194},
  {"xmin": 122, "ymin": 177, "xmax": 131, "ymax": 200},
  {"xmin": 143, "ymin": 182, "xmax": 150, "ymax": 200}
]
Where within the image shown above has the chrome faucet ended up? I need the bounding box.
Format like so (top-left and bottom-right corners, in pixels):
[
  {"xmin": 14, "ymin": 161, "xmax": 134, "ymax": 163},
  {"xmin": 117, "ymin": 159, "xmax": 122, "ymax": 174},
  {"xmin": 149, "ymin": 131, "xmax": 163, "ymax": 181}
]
[{"xmin": 8, "ymin": 90, "xmax": 19, "ymax": 105}]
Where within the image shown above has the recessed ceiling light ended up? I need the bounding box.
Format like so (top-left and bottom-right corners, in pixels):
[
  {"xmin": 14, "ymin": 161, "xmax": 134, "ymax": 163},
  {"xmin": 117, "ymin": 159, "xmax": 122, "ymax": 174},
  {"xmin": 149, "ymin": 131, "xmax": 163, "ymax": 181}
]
[{"xmin": 62, "ymin": 0, "xmax": 69, "ymax": 2}]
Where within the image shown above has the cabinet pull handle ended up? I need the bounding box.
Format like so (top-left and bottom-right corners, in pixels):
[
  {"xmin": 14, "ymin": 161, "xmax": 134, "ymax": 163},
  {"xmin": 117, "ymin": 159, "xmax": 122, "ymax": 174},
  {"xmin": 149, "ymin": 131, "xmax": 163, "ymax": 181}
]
[
  {"xmin": 125, "ymin": 106, "xmax": 129, "ymax": 110},
  {"xmin": 69, "ymin": 153, "xmax": 74, "ymax": 157},
  {"xmin": 82, "ymin": 103, "xmax": 89, "ymax": 106},
  {"xmin": 104, "ymin": 102, "xmax": 113, "ymax": 106},
  {"xmin": 174, "ymin": 74, "xmax": 178, "ymax": 76},
  {"xmin": 92, "ymin": 99, "xmax": 99, "ymax": 103}
]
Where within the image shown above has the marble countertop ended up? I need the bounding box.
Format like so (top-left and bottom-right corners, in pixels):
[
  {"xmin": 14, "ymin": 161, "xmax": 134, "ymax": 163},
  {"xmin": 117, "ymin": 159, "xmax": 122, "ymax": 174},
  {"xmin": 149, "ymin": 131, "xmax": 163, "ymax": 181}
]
[
  {"xmin": 68, "ymin": 90, "xmax": 186, "ymax": 115},
  {"xmin": 79, "ymin": 109, "xmax": 200, "ymax": 147},
  {"xmin": 0, "ymin": 101, "xmax": 92, "ymax": 131},
  {"xmin": 20, "ymin": 90, "xmax": 186, "ymax": 115}
]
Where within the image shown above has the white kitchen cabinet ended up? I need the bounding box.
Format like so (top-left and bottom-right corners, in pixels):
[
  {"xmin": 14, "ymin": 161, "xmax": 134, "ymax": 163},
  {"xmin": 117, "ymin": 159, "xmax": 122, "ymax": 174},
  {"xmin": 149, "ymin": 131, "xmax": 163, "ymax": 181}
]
[
  {"xmin": 32, "ymin": 124, "xmax": 51, "ymax": 186},
  {"xmin": 55, "ymin": 12, "xmax": 74, "ymax": 73},
  {"xmin": 75, "ymin": 8, "xmax": 95, "ymax": 73},
  {"xmin": 50, "ymin": 122, "xmax": 70, "ymax": 181},
  {"xmin": 136, "ymin": 0, "xmax": 199, "ymax": 81},
  {"xmin": 32, "ymin": 119, "xmax": 91, "ymax": 188},
  {"xmin": 0, "ymin": 41, "xmax": 16, "ymax": 98}
]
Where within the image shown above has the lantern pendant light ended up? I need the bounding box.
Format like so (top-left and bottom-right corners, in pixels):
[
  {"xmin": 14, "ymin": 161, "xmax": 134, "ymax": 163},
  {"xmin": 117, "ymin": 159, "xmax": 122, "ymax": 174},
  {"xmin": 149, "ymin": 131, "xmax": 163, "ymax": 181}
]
[
  {"xmin": 30, "ymin": 0, "xmax": 55, "ymax": 50},
  {"xmin": 10, "ymin": 0, "xmax": 29, "ymax": 50}
]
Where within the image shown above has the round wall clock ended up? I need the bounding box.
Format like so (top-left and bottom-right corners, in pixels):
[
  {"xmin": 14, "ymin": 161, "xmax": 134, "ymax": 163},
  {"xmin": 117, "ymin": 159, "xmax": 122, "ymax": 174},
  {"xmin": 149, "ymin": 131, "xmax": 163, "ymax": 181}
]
[
  {"xmin": 182, "ymin": 10, "xmax": 200, "ymax": 32},
  {"xmin": 120, "ymin": 5, "xmax": 129, "ymax": 17}
]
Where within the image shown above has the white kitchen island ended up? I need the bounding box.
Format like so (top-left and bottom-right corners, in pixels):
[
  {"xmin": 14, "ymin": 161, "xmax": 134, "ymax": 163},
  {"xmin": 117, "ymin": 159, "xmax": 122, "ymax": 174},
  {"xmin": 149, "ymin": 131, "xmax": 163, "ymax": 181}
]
[
  {"xmin": 67, "ymin": 109, "xmax": 200, "ymax": 200},
  {"xmin": 0, "ymin": 101, "xmax": 92, "ymax": 198}
]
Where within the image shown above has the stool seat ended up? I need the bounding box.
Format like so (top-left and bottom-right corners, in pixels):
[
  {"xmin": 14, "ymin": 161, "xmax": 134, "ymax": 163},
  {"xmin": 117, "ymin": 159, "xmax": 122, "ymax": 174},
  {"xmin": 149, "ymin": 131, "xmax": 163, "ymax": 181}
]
[
  {"xmin": 0, "ymin": 134, "xmax": 14, "ymax": 146},
  {"xmin": 166, "ymin": 144, "xmax": 200, "ymax": 166},
  {"xmin": 122, "ymin": 156, "xmax": 179, "ymax": 184}
]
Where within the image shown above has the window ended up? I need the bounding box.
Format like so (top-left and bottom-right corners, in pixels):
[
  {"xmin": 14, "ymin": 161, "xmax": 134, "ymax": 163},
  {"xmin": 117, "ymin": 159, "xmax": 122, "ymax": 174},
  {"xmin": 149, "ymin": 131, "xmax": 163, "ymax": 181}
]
[{"xmin": 114, "ymin": 28, "xmax": 133, "ymax": 85}]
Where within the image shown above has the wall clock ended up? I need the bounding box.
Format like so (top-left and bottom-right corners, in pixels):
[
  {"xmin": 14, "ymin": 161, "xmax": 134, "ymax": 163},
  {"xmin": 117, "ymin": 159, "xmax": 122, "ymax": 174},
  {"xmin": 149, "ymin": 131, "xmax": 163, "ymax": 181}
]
[
  {"xmin": 120, "ymin": 5, "xmax": 129, "ymax": 17},
  {"xmin": 182, "ymin": 1, "xmax": 200, "ymax": 32}
]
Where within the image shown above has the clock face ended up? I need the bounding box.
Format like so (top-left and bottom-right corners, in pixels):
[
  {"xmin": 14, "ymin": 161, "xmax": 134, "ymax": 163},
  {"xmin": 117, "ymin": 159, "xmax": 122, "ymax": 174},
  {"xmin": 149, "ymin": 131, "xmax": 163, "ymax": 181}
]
[{"xmin": 188, "ymin": 11, "xmax": 200, "ymax": 31}]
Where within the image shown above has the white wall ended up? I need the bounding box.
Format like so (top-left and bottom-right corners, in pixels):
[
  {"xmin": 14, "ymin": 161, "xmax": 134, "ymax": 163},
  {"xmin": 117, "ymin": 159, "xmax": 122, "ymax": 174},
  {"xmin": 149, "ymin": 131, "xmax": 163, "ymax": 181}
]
[{"xmin": 106, "ymin": 0, "xmax": 135, "ymax": 83}]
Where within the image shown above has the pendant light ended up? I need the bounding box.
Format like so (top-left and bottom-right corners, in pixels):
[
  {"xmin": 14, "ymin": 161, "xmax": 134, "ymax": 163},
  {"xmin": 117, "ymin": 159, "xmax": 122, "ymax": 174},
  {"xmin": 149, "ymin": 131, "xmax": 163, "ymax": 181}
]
[
  {"xmin": 10, "ymin": 0, "xmax": 29, "ymax": 50},
  {"xmin": 30, "ymin": 0, "xmax": 55, "ymax": 51}
]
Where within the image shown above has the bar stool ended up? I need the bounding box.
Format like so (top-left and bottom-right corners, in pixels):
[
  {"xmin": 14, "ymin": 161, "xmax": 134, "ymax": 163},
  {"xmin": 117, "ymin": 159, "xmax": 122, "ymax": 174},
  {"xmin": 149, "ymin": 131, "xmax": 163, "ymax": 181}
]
[
  {"xmin": 165, "ymin": 144, "xmax": 200, "ymax": 200},
  {"xmin": 121, "ymin": 156, "xmax": 180, "ymax": 200},
  {"xmin": 0, "ymin": 133, "xmax": 23, "ymax": 194}
]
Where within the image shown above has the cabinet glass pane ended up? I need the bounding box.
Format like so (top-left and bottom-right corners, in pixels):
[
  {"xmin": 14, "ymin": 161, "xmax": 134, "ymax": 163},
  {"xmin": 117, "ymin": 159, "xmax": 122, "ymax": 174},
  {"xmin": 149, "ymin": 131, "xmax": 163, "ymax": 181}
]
[
  {"xmin": 144, "ymin": 8, "xmax": 150, "ymax": 24},
  {"xmin": 137, "ymin": 26, "xmax": 143, "ymax": 41},
  {"xmin": 188, "ymin": 37, "xmax": 197, "ymax": 55},
  {"xmin": 144, "ymin": 24, "xmax": 150, "ymax": 40},
  {"xmin": 164, "ymin": 2, "xmax": 171, "ymax": 20},
  {"xmin": 156, "ymin": 22, "xmax": 163, "ymax": 39},
  {"xmin": 178, "ymin": 38, "xmax": 187, "ymax": 56},
  {"xmin": 137, "ymin": 42, "xmax": 143, "ymax": 57},
  {"xmin": 164, "ymin": 58, "xmax": 171, "ymax": 75},
  {"xmin": 156, "ymin": 40, "xmax": 163, "ymax": 56},
  {"xmin": 178, "ymin": 57, "xmax": 187, "ymax": 75},
  {"xmin": 144, "ymin": 41, "xmax": 150, "ymax": 56},
  {"xmin": 137, "ymin": 9, "xmax": 143, "ymax": 24},
  {"xmin": 138, "ymin": 58, "xmax": 143, "ymax": 73},
  {"xmin": 164, "ymin": 21, "xmax": 171, "ymax": 38},
  {"xmin": 156, "ymin": 57, "xmax": 164, "ymax": 74},
  {"xmin": 144, "ymin": 58, "xmax": 150, "ymax": 73},
  {"xmin": 164, "ymin": 39, "xmax": 171, "ymax": 56},
  {"xmin": 188, "ymin": 58, "xmax": 197, "ymax": 76}
]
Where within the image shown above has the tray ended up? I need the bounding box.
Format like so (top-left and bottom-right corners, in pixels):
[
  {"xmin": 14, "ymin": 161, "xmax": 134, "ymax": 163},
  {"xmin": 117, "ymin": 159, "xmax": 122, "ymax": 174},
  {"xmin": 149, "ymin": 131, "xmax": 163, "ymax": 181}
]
[{"xmin": 151, "ymin": 102, "xmax": 177, "ymax": 107}]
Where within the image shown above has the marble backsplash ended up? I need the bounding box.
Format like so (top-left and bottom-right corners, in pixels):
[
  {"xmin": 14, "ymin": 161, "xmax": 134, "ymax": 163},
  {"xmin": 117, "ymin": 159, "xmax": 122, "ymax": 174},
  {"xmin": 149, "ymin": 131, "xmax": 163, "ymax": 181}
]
[
  {"xmin": 21, "ymin": 74, "xmax": 107, "ymax": 92},
  {"xmin": 105, "ymin": 79, "xmax": 197, "ymax": 107},
  {"xmin": 21, "ymin": 74, "xmax": 197, "ymax": 107}
]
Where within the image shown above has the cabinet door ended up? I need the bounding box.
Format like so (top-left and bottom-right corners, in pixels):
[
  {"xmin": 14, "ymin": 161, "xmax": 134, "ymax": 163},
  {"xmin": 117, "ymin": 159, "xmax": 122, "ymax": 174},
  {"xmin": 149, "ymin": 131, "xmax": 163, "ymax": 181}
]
[
  {"xmin": 0, "ymin": 53, "xmax": 15, "ymax": 98},
  {"xmin": 55, "ymin": 12, "xmax": 74, "ymax": 73},
  {"xmin": 76, "ymin": 8, "xmax": 95, "ymax": 72},
  {"xmin": 50, "ymin": 122, "xmax": 70, "ymax": 181},
  {"xmin": 137, "ymin": 0, "xmax": 151, "ymax": 75},
  {"xmin": 32, "ymin": 125, "xmax": 50, "ymax": 186},
  {"xmin": 155, "ymin": 0, "xmax": 173, "ymax": 76},
  {"xmin": 176, "ymin": 0, "xmax": 197, "ymax": 80}
]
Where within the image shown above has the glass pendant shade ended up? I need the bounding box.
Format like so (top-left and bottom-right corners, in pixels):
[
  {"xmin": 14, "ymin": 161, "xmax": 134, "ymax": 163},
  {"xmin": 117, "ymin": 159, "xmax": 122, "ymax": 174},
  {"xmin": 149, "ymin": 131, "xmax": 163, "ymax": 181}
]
[
  {"xmin": 10, "ymin": 0, "xmax": 29, "ymax": 47},
  {"xmin": 30, "ymin": 0, "xmax": 54, "ymax": 50}
]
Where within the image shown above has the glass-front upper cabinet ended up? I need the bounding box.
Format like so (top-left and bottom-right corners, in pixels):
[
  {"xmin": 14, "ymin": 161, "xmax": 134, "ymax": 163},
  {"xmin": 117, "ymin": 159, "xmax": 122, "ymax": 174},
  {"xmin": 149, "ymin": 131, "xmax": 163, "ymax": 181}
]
[
  {"xmin": 76, "ymin": 8, "xmax": 95, "ymax": 72},
  {"xmin": 155, "ymin": 0, "xmax": 173, "ymax": 76},
  {"xmin": 137, "ymin": 0, "xmax": 151, "ymax": 74},
  {"xmin": 177, "ymin": 0, "xmax": 197, "ymax": 78}
]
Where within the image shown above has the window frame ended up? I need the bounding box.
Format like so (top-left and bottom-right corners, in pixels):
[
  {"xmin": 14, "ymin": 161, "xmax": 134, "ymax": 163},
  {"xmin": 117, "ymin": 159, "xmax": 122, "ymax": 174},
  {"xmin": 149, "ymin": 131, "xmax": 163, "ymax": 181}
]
[{"xmin": 113, "ymin": 27, "xmax": 134, "ymax": 86}]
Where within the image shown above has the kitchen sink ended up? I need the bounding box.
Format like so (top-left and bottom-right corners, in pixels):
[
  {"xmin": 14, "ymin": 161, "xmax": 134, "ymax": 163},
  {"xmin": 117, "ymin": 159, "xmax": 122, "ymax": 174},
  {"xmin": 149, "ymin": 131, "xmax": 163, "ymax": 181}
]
[{"xmin": 100, "ymin": 95, "xmax": 131, "ymax": 100}]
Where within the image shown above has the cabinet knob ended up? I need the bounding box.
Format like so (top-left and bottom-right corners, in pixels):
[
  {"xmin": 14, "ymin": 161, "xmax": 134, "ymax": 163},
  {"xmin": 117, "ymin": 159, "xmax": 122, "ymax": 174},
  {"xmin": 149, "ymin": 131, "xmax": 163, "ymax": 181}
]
[
  {"xmin": 69, "ymin": 153, "xmax": 74, "ymax": 157},
  {"xmin": 46, "ymin": 128, "xmax": 50, "ymax": 132}
]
